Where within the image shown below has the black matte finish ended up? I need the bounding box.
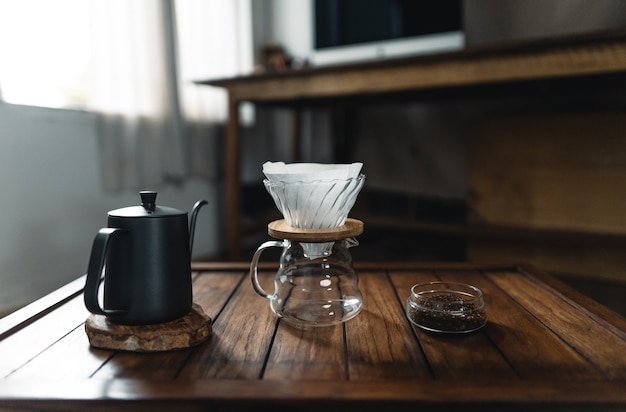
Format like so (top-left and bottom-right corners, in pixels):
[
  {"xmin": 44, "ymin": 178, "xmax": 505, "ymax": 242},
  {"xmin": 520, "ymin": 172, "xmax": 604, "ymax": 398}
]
[{"xmin": 84, "ymin": 192, "xmax": 207, "ymax": 325}]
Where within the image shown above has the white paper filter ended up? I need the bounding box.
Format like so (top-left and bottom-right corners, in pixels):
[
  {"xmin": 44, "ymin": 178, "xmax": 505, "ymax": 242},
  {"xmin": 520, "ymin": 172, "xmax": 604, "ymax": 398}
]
[
  {"xmin": 263, "ymin": 162, "xmax": 365, "ymax": 259},
  {"xmin": 262, "ymin": 161, "xmax": 364, "ymax": 230}
]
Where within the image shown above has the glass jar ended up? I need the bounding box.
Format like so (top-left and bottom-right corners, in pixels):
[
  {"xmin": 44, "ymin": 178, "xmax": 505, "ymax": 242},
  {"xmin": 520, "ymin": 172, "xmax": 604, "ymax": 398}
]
[{"xmin": 406, "ymin": 281, "xmax": 487, "ymax": 333}]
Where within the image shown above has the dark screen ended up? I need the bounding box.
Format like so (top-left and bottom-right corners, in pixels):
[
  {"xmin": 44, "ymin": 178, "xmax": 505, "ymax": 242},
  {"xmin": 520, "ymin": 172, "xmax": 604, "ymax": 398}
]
[{"xmin": 315, "ymin": 0, "xmax": 462, "ymax": 50}]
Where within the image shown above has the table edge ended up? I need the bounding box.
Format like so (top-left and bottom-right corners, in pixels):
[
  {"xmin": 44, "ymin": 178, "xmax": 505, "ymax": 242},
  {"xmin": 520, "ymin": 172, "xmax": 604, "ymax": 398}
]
[
  {"xmin": 195, "ymin": 28, "xmax": 626, "ymax": 87},
  {"xmin": 1, "ymin": 378, "xmax": 625, "ymax": 405},
  {"xmin": 0, "ymin": 275, "xmax": 86, "ymax": 340}
]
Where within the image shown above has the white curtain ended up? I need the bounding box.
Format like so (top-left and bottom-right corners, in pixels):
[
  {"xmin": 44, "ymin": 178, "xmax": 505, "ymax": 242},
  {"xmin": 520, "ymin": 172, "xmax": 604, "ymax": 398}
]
[{"xmin": 87, "ymin": 0, "xmax": 252, "ymax": 191}]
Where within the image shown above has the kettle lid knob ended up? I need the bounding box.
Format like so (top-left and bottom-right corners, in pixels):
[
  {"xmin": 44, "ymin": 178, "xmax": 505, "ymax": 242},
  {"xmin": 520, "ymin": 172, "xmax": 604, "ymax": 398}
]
[
  {"xmin": 109, "ymin": 190, "xmax": 185, "ymax": 218},
  {"xmin": 140, "ymin": 191, "xmax": 157, "ymax": 212}
]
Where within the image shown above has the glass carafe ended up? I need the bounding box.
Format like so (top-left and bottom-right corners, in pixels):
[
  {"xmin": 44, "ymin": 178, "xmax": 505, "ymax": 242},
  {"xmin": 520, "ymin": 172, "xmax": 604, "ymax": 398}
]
[{"xmin": 250, "ymin": 229, "xmax": 363, "ymax": 328}]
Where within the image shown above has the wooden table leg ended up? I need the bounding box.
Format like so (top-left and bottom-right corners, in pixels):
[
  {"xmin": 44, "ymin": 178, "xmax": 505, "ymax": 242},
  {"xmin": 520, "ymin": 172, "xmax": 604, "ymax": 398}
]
[
  {"xmin": 226, "ymin": 98, "xmax": 241, "ymax": 260},
  {"xmin": 226, "ymin": 105, "xmax": 300, "ymax": 260},
  {"xmin": 291, "ymin": 109, "xmax": 301, "ymax": 162}
]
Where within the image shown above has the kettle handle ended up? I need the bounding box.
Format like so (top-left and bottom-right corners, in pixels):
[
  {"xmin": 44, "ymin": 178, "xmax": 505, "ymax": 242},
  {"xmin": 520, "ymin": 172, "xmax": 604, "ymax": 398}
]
[
  {"xmin": 84, "ymin": 228, "xmax": 128, "ymax": 317},
  {"xmin": 249, "ymin": 240, "xmax": 287, "ymax": 299}
]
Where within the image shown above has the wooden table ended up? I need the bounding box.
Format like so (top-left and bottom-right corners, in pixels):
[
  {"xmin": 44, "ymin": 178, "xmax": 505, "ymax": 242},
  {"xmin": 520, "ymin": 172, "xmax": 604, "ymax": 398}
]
[
  {"xmin": 196, "ymin": 29, "xmax": 626, "ymax": 260},
  {"xmin": 1, "ymin": 262, "xmax": 626, "ymax": 411}
]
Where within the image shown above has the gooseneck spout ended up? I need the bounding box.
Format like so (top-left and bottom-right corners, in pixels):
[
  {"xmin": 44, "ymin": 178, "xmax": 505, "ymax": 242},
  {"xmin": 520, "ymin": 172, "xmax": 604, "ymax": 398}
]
[{"xmin": 189, "ymin": 199, "xmax": 208, "ymax": 255}]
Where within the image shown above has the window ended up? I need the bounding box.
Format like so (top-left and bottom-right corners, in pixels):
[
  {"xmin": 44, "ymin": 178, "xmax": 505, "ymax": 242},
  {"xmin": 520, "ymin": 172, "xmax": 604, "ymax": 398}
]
[
  {"xmin": 0, "ymin": 0, "xmax": 252, "ymax": 119},
  {"xmin": 0, "ymin": 0, "xmax": 92, "ymax": 109}
]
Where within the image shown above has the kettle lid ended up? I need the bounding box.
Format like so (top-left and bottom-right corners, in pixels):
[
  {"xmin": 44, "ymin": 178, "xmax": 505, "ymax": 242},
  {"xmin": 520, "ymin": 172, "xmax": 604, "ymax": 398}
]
[{"xmin": 109, "ymin": 191, "xmax": 186, "ymax": 218}]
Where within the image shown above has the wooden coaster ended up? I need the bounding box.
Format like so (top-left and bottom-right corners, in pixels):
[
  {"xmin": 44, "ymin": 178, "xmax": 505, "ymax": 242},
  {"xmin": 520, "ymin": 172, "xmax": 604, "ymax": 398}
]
[
  {"xmin": 267, "ymin": 218, "xmax": 363, "ymax": 242},
  {"xmin": 85, "ymin": 303, "xmax": 212, "ymax": 352}
]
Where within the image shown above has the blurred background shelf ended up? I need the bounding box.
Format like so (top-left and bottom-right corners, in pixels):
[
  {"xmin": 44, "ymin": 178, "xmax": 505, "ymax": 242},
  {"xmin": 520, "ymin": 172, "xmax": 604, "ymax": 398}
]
[{"xmin": 198, "ymin": 29, "xmax": 626, "ymax": 261}]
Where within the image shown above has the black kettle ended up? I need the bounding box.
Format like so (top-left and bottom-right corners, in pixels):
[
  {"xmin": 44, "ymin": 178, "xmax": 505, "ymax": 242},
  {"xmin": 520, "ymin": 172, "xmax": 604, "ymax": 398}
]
[{"xmin": 84, "ymin": 191, "xmax": 208, "ymax": 325}]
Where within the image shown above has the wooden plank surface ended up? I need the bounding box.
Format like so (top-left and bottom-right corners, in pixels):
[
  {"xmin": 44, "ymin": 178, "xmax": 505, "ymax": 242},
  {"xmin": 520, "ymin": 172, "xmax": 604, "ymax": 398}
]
[
  {"xmin": 0, "ymin": 262, "xmax": 625, "ymax": 411},
  {"xmin": 0, "ymin": 295, "xmax": 89, "ymax": 378},
  {"xmin": 441, "ymin": 269, "xmax": 605, "ymax": 381},
  {"xmin": 389, "ymin": 270, "xmax": 516, "ymax": 381},
  {"xmin": 486, "ymin": 269, "xmax": 626, "ymax": 380},
  {"xmin": 346, "ymin": 271, "xmax": 431, "ymax": 380},
  {"xmin": 178, "ymin": 270, "xmax": 275, "ymax": 380}
]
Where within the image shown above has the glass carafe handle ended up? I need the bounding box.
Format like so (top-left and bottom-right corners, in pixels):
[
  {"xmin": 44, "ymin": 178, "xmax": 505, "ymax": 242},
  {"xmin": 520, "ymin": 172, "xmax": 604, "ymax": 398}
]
[{"xmin": 250, "ymin": 240, "xmax": 287, "ymax": 299}]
